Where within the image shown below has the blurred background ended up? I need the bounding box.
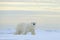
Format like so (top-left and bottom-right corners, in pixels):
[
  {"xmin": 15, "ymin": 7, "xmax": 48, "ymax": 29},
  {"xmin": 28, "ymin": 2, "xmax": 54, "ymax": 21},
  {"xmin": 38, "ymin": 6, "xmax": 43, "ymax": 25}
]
[
  {"xmin": 0, "ymin": 0, "xmax": 60, "ymax": 40},
  {"xmin": 0, "ymin": 11, "xmax": 60, "ymax": 31},
  {"xmin": 0, "ymin": 0, "xmax": 60, "ymax": 31},
  {"xmin": 0, "ymin": 0, "xmax": 60, "ymax": 3}
]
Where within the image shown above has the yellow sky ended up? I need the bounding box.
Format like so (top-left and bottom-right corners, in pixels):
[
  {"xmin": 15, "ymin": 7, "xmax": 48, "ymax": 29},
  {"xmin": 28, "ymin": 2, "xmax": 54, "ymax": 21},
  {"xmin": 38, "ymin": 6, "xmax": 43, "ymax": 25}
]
[
  {"xmin": 0, "ymin": 2, "xmax": 60, "ymax": 12},
  {"xmin": 0, "ymin": 2, "xmax": 60, "ymax": 30},
  {"xmin": 0, "ymin": 2, "xmax": 60, "ymax": 24}
]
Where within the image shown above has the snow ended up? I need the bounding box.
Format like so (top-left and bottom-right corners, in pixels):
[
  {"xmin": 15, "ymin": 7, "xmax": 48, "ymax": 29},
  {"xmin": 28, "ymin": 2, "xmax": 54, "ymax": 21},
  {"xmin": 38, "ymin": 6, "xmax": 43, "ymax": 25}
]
[{"xmin": 0, "ymin": 29, "xmax": 60, "ymax": 40}]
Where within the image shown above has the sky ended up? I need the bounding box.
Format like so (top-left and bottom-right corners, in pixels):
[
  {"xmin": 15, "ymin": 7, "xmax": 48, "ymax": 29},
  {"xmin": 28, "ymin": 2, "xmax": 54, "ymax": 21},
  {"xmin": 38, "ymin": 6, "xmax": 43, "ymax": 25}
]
[
  {"xmin": 0, "ymin": 2, "xmax": 60, "ymax": 12},
  {"xmin": 0, "ymin": 11, "xmax": 60, "ymax": 25},
  {"xmin": 0, "ymin": 0, "xmax": 60, "ymax": 3},
  {"xmin": 0, "ymin": 1, "xmax": 60, "ymax": 30}
]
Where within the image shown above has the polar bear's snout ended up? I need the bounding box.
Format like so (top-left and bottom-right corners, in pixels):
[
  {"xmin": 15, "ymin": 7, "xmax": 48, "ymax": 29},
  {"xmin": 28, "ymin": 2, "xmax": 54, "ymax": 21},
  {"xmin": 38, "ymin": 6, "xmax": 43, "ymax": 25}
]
[{"xmin": 32, "ymin": 22, "xmax": 36, "ymax": 25}]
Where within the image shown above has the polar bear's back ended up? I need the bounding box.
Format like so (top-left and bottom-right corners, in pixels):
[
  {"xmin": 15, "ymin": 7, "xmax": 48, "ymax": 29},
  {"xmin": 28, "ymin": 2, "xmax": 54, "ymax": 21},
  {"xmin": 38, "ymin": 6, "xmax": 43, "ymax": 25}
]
[{"xmin": 16, "ymin": 22, "xmax": 35, "ymax": 31}]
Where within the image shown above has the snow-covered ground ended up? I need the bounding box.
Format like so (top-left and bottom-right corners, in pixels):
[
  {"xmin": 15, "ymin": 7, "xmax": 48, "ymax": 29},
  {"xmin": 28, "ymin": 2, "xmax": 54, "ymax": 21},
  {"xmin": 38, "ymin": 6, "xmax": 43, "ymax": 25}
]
[{"xmin": 0, "ymin": 29, "xmax": 60, "ymax": 40}]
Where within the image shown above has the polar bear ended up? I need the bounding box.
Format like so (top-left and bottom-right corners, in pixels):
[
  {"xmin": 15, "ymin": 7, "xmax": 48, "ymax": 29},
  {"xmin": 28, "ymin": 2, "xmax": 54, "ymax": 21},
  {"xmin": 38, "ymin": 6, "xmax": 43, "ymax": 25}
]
[{"xmin": 14, "ymin": 22, "xmax": 36, "ymax": 35}]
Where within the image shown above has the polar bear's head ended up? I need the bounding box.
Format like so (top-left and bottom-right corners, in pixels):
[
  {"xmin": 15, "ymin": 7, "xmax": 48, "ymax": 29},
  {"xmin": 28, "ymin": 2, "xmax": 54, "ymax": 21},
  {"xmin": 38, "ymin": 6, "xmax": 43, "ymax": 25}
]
[{"xmin": 32, "ymin": 22, "xmax": 36, "ymax": 26}]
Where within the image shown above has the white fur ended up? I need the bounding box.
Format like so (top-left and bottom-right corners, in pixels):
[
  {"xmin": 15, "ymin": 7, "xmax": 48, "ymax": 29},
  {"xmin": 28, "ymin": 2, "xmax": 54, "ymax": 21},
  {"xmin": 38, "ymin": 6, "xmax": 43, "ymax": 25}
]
[{"xmin": 15, "ymin": 22, "xmax": 35, "ymax": 35}]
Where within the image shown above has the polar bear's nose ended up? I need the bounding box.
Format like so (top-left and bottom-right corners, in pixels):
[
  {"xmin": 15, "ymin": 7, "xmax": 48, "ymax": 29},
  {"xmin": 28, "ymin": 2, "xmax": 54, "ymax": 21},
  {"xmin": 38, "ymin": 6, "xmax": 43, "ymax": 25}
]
[{"xmin": 33, "ymin": 23, "xmax": 35, "ymax": 25}]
